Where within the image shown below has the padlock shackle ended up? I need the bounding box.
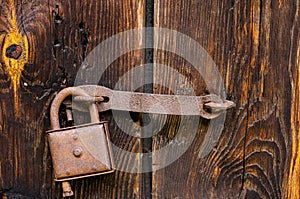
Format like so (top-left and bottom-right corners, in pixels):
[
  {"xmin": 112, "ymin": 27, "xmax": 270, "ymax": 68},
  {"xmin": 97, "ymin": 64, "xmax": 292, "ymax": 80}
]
[{"xmin": 50, "ymin": 87, "xmax": 99, "ymax": 130}]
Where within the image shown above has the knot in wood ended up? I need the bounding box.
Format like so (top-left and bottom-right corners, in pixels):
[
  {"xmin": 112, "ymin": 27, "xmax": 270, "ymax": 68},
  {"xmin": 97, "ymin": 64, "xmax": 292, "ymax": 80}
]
[{"xmin": 5, "ymin": 44, "xmax": 23, "ymax": 60}]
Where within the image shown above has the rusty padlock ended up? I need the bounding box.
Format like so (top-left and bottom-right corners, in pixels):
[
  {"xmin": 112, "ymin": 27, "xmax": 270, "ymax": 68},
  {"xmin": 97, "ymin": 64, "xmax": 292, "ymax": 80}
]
[{"xmin": 47, "ymin": 87, "xmax": 115, "ymax": 197}]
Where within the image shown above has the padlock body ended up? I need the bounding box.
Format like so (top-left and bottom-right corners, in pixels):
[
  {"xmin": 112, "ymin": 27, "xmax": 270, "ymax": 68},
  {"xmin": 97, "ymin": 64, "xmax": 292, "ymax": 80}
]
[{"xmin": 47, "ymin": 122, "xmax": 115, "ymax": 181}]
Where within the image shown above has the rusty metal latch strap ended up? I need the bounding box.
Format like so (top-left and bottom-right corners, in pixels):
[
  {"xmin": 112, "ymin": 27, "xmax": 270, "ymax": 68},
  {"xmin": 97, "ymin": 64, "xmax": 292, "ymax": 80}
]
[{"xmin": 69, "ymin": 85, "xmax": 235, "ymax": 119}]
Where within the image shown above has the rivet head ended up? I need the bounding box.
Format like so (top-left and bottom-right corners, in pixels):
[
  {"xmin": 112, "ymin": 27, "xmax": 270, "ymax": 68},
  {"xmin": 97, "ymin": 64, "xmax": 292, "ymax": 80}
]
[
  {"xmin": 73, "ymin": 146, "xmax": 83, "ymax": 157},
  {"xmin": 92, "ymin": 165, "xmax": 97, "ymax": 170},
  {"xmin": 66, "ymin": 170, "xmax": 70, "ymax": 175},
  {"xmin": 72, "ymin": 133, "xmax": 78, "ymax": 140}
]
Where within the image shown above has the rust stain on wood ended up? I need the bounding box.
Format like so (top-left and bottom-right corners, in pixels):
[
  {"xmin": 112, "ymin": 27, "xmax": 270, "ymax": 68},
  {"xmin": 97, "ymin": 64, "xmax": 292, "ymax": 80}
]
[{"xmin": 1, "ymin": 0, "xmax": 29, "ymax": 117}]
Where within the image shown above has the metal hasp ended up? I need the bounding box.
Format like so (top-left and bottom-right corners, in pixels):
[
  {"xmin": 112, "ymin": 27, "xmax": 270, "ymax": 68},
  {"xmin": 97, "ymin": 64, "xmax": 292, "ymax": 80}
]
[
  {"xmin": 47, "ymin": 87, "xmax": 115, "ymax": 197},
  {"xmin": 72, "ymin": 85, "xmax": 235, "ymax": 119},
  {"xmin": 48, "ymin": 86, "xmax": 234, "ymax": 197}
]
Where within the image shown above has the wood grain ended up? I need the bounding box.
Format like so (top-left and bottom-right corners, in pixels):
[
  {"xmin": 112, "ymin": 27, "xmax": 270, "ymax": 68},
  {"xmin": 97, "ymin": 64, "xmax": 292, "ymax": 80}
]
[
  {"xmin": 0, "ymin": 0, "xmax": 299, "ymax": 198},
  {"xmin": 288, "ymin": 0, "xmax": 300, "ymax": 197},
  {"xmin": 0, "ymin": 0, "xmax": 145, "ymax": 198},
  {"xmin": 153, "ymin": 0, "xmax": 299, "ymax": 198}
]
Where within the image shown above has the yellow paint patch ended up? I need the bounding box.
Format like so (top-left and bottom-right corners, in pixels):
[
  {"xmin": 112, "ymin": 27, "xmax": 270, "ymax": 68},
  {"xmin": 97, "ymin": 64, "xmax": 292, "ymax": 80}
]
[{"xmin": 1, "ymin": 0, "xmax": 29, "ymax": 116}]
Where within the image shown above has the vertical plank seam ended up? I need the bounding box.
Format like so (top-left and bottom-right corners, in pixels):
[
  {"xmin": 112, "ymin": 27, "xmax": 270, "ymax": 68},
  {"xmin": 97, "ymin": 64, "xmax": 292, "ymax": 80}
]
[
  {"xmin": 238, "ymin": 0, "xmax": 260, "ymax": 197},
  {"xmin": 142, "ymin": 0, "xmax": 154, "ymax": 198}
]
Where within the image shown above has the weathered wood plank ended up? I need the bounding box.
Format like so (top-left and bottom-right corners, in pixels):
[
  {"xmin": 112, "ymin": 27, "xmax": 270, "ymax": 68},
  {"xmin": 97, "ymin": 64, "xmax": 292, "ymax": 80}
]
[
  {"xmin": 0, "ymin": 0, "xmax": 145, "ymax": 198},
  {"xmin": 287, "ymin": 0, "xmax": 300, "ymax": 198},
  {"xmin": 0, "ymin": 0, "xmax": 299, "ymax": 198},
  {"xmin": 153, "ymin": 0, "xmax": 299, "ymax": 198}
]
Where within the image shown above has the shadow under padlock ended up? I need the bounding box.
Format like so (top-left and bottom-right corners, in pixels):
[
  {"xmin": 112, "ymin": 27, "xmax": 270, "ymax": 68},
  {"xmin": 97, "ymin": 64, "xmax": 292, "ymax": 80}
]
[{"xmin": 47, "ymin": 87, "xmax": 115, "ymax": 197}]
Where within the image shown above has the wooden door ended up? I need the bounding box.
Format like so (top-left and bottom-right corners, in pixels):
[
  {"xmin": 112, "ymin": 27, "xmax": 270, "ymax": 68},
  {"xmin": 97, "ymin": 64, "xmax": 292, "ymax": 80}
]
[
  {"xmin": 0, "ymin": 0, "xmax": 299, "ymax": 198},
  {"xmin": 152, "ymin": 1, "xmax": 299, "ymax": 198}
]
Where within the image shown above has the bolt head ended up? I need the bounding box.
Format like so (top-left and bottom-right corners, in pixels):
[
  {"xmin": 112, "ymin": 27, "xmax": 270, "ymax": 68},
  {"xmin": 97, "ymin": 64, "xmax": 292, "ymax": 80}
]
[{"xmin": 73, "ymin": 146, "xmax": 83, "ymax": 157}]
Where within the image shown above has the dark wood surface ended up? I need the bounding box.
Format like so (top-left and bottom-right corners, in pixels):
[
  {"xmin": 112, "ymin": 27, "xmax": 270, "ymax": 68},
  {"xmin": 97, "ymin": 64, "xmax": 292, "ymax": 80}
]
[
  {"xmin": 153, "ymin": 0, "xmax": 299, "ymax": 199},
  {"xmin": 0, "ymin": 0, "xmax": 145, "ymax": 198},
  {"xmin": 0, "ymin": 0, "xmax": 299, "ymax": 198}
]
